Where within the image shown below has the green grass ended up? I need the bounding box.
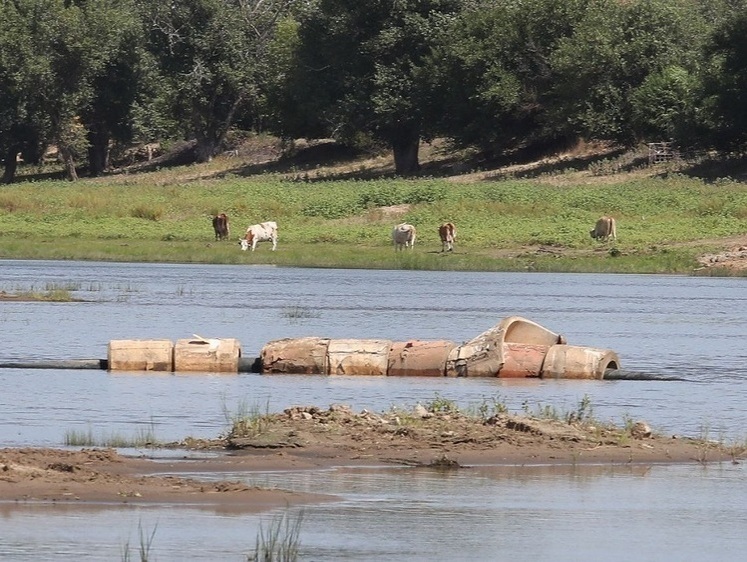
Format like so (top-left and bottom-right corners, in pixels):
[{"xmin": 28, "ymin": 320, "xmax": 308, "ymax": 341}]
[
  {"xmin": 3, "ymin": 157, "xmax": 747, "ymax": 274},
  {"xmin": 64, "ymin": 425, "xmax": 160, "ymax": 448},
  {"xmin": 249, "ymin": 510, "xmax": 304, "ymax": 562},
  {"xmin": 0, "ymin": 282, "xmax": 78, "ymax": 301},
  {"xmin": 223, "ymin": 399, "xmax": 273, "ymax": 440},
  {"xmin": 121, "ymin": 520, "xmax": 158, "ymax": 562}
]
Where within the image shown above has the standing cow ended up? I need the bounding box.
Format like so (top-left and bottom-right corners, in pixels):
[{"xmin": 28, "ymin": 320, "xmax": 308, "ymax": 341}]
[
  {"xmin": 239, "ymin": 221, "xmax": 278, "ymax": 251},
  {"xmin": 392, "ymin": 223, "xmax": 416, "ymax": 250},
  {"xmin": 590, "ymin": 216, "xmax": 617, "ymax": 242},
  {"xmin": 212, "ymin": 213, "xmax": 230, "ymax": 241},
  {"xmin": 439, "ymin": 222, "xmax": 456, "ymax": 252}
]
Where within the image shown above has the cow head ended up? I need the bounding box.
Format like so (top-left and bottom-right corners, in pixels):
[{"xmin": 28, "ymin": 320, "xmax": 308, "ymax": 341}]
[{"xmin": 239, "ymin": 238, "xmax": 249, "ymax": 251}]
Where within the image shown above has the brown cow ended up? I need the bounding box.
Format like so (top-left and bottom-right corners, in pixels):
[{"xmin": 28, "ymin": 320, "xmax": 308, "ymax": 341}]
[
  {"xmin": 590, "ymin": 216, "xmax": 617, "ymax": 242},
  {"xmin": 212, "ymin": 213, "xmax": 230, "ymax": 241},
  {"xmin": 439, "ymin": 222, "xmax": 456, "ymax": 252}
]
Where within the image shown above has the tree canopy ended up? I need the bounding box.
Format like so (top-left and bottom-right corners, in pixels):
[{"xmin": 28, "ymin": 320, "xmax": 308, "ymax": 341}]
[{"xmin": 3, "ymin": 0, "xmax": 747, "ymax": 182}]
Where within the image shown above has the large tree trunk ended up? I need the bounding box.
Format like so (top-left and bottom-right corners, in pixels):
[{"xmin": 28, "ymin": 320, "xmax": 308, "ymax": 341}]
[
  {"xmin": 194, "ymin": 136, "xmax": 218, "ymax": 163},
  {"xmin": 2, "ymin": 146, "xmax": 19, "ymax": 184},
  {"xmin": 392, "ymin": 131, "xmax": 420, "ymax": 176},
  {"xmin": 87, "ymin": 127, "xmax": 110, "ymax": 176},
  {"xmin": 58, "ymin": 145, "xmax": 78, "ymax": 181}
]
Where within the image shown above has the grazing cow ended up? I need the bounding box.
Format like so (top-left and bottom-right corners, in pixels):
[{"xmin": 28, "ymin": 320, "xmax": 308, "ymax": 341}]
[
  {"xmin": 590, "ymin": 216, "xmax": 617, "ymax": 242},
  {"xmin": 239, "ymin": 221, "xmax": 278, "ymax": 251},
  {"xmin": 439, "ymin": 222, "xmax": 456, "ymax": 252},
  {"xmin": 392, "ymin": 223, "xmax": 416, "ymax": 250},
  {"xmin": 212, "ymin": 213, "xmax": 230, "ymax": 241}
]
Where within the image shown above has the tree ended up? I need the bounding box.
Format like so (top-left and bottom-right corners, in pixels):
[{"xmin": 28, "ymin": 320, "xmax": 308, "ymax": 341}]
[
  {"xmin": 138, "ymin": 0, "xmax": 298, "ymax": 163},
  {"xmin": 0, "ymin": 0, "xmax": 50, "ymax": 183},
  {"xmin": 630, "ymin": 66, "xmax": 701, "ymax": 143},
  {"xmin": 423, "ymin": 0, "xmax": 586, "ymax": 156},
  {"xmin": 703, "ymin": 5, "xmax": 747, "ymax": 150},
  {"xmin": 278, "ymin": 0, "xmax": 464, "ymax": 175},
  {"xmin": 0, "ymin": 0, "xmax": 140, "ymax": 182},
  {"xmin": 548, "ymin": 0, "xmax": 710, "ymax": 145},
  {"xmin": 80, "ymin": 1, "xmax": 144, "ymax": 176}
]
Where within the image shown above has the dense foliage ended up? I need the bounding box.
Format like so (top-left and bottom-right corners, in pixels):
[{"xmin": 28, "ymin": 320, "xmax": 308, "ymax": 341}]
[{"xmin": 3, "ymin": 0, "xmax": 747, "ymax": 182}]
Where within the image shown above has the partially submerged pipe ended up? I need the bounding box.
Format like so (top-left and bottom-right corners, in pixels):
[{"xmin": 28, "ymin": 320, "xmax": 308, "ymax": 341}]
[
  {"xmin": 602, "ymin": 369, "xmax": 687, "ymax": 381},
  {"xmin": 259, "ymin": 317, "xmax": 622, "ymax": 379},
  {"xmin": 0, "ymin": 357, "xmax": 262, "ymax": 373},
  {"xmin": 0, "ymin": 359, "xmax": 684, "ymax": 381},
  {"xmin": 0, "ymin": 359, "xmax": 108, "ymax": 370},
  {"xmin": 2, "ymin": 317, "xmax": 680, "ymax": 380}
]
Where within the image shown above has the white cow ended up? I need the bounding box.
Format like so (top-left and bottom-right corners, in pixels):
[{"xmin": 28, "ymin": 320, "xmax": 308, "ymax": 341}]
[
  {"xmin": 392, "ymin": 223, "xmax": 416, "ymax": 250},
  {"xmin": 239, "ymin": 221, "xmax": 278, "ymax": 251},
  {"xmin": 590, "ymin": 216, "xmax": 617, "ymax": 242}
]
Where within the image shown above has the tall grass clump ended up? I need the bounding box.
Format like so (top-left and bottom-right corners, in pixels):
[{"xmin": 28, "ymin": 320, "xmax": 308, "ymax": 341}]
[
  {"xmin": 1, "ymin": 282, "xmax": 78, "ymax": 302},
  {"xmin": 130, "ymin": 205, "xmax": 163, "ymax": 221},
  {"xmin": 64, "ymin": 425, "xmax": 160, "ymax": 448},
  {"xmin": 522, "ymin": 395, "xmax": 596, "ymax": 425},
  {"xmin": 280, "ymin": 304, "xmax": 321, "ymax": 322},
  {"xmin": 248, "ymin": 510, "xmax": 304, "ymax": 562},
  {"xmin": 471, "ymin": 394, "xmax": 509, "ymax": 420},
  {"xmin": 121, "ymin": 520, "xmax": 158, "ymax": 562},
  {"xmin": 223, "ymin": 399, "xmax": 273, "ymax": 439}
]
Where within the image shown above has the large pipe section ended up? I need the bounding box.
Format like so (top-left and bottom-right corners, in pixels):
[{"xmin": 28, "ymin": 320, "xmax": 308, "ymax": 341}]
[
  {"xmin": 259, "ymin": 316, "xmax": 621, "ymax": 380},
  {"xmin": 0, "ymin": 317, "xmax": 624, "ymax": 379}
]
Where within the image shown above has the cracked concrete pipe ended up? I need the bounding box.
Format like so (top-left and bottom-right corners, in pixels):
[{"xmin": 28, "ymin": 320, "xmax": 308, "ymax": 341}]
[
  {"xmin": 445, "ymin": 325, "xmax": 505, "ymax": 377},
  {"xmin": 108, "ymin": 339, "xmax": 174, "ymax": 372},
  {"xmin": 498, "ymin": 342, "xmax": 550, "ymax": 378},
  {"xmin": 260, "ymin": 337, "xmax": 330, "ymax": 374},
  {"xmin": 173, "ymin": 337, "xmax": 241, "ymax": 373},
  {"xmin": 540, "ymin": 345, "xmax": 621, "ymax": 380},
  {"xmin": 501, "ymin": 316, "xmax": 566, "ymax": 346},
  {"xmin": 387, "ymin": 340, "xmax": 456, "ymax": 376},
  {"xmin": 327, "ymin": 339, "xmax": 392, "ymax": 376}
]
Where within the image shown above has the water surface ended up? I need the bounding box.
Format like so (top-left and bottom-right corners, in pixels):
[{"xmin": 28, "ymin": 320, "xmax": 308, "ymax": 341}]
[{"xmin": 1, "ymin": 260, "xmax": 746, "ymax": 560}]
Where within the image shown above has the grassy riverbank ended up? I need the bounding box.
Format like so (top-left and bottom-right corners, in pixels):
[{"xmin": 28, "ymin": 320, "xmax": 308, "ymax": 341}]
[{"xmin": 2, "ymin": 139, "xmax": 747, "ymax": 275}]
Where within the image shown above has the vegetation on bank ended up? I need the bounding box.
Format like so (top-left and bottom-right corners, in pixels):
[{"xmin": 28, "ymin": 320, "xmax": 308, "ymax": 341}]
[
  {"xmin": 0, "ymin": 283, "xmax": 76, "ymax": 302},
  {"xmin": 1, "ymin": 143, "xmax": 747, "ymax": 275}
]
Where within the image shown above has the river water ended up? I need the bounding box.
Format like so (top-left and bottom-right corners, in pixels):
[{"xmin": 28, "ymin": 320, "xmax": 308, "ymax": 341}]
[{"xmin": 0, "ymin": 260, "xmax": 745, "ymax": 560}]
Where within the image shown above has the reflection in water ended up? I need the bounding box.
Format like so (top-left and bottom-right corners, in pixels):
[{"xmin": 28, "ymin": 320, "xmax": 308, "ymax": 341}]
[
  {"xmin": 2, "ymin": 463, "xmax": 745, "ymax": 561},
  {"xmin": 2, "ymin": 261, "xmax": 747, "ymax": 560}
]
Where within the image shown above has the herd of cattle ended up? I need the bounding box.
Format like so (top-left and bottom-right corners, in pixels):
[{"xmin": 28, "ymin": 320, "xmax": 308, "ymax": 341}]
[{"xmin": 211, "ymin": 214, "xmax": 617, "ymax": 251}]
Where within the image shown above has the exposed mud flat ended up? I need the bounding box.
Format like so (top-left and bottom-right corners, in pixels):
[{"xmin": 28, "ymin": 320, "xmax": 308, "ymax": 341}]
[{"xmin": 2, "ymin": 404, "xmax": 741, "ymax": 511}]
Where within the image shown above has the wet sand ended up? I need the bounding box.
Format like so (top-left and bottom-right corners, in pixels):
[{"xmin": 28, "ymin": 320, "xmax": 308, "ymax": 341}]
[{"xmin": 2, "ymin": 405, "xmax": 741, "ymax": 512}]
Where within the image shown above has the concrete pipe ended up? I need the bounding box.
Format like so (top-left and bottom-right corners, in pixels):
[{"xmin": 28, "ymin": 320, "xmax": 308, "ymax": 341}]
[
  {"xmin": 327, "ymin": 339, "xmax": 392, "ymax": 376},
  {"xmin": 444, "ymin": 320, "xmax": 510, "ymax": 377},
  {"xmin": 541, "ymin": 345, "xmax": 621, "ymax": 380},
  {"xmin": 498, "ymin": 342, "xmax": 550, "ymax": 378},
  {"xmin": 260, "ymin": 337, "xmax": 330, "ymax": 374},
  {"xmin": 108, "ymin": 339, "xmax": 174, "ymax": 372},
  {"xmin": 0, "ymin": 359, "xmax": 107, "ymax": 370},
  {"xmin": 173, "ymin": 337, "xmax": 241, "ymax": 373},
  {"xmin": 387, "ymin": 340, "xmax": 456, "ymax": 377},
  {"xmin": 445, "ymin": 339, "xmax": 503, "ymax": 377},
  {"xmin": 501, "ymin": 316, "xmax": 566, "ymax": 346}
]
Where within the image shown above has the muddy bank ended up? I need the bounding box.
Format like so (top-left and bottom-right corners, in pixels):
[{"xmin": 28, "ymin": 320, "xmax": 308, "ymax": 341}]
[
  {"xmin": 0, "ymin": 448, "xmax": 335, "ymax": 513},
  {"xmin": 201, "ymin": 404, "xmax": 741, "ymax": 468},
  {"xmin": 2, "ymin": 404, "xmax": 742, "ymax": 512}
]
